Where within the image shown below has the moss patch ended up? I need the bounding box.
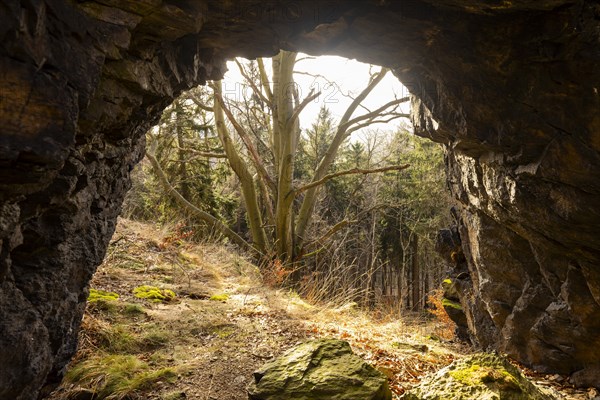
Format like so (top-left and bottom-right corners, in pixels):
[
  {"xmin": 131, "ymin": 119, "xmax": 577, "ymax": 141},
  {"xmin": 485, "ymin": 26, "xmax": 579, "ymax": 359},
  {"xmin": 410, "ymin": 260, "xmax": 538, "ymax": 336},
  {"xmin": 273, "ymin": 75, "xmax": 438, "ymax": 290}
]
[
  {"xmin": 450, "ymin": 364, "xmax": 519, "ymax": 389},
  {"xmin": 89, "ymin": 289, "xmax": 119, "ymax": 302},
  {"xmin": 441, "ymin": 298, "xmax": 463, "ymax": 310},
  {"xmin": 162, "ymin": 391, "xmax": 187, "ymax": 400},
  {"xmin": 209, "ymin": 293, "xmax": 229, "ymax": 302},
  {"xmin": 133, "ymin": 285, "xmax": 176, "ymax": 303},
  {"xmin": 449, "ymin": 361, "xmax": 522, "ymax": 392}
]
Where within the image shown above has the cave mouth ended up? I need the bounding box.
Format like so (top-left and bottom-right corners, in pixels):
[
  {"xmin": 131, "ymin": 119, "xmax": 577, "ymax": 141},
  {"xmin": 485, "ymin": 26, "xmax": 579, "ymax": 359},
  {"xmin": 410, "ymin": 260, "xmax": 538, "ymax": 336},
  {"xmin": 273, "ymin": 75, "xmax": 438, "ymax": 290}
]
[
  {"xmin": 1, "ymin": 1, "xmax": 600, "ymax": 398},
  {"xmin": 123, "ymin": 50, "xmax": 452, "ymax": 314}
]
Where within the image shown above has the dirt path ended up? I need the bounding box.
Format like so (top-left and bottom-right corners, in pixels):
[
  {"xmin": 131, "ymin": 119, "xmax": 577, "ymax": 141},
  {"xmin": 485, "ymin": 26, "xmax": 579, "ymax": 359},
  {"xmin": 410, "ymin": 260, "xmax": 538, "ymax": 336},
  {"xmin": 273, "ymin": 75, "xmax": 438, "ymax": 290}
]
[{"xmin": 47, "ymin": 219, "xmax": 593, "ymax": 400}]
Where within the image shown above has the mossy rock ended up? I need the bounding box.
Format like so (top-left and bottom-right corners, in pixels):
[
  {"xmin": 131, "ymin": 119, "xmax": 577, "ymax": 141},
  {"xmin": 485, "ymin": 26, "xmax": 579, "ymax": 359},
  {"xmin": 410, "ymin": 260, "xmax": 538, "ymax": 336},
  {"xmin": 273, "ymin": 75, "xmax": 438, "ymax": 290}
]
[
  {"xmin": 402, "ymin": 353, "xmax": 556, "ymax": 400},
  {"xmin": 133, "ymin": 285, "xmax": 176, "ymax": 303},
  {"xmin": 441, "ymin": 296, "xmax": 468, "ymax": 331},
  {"xmin": 248, "ymin": 339, "xmax": 392, "ymax": 400},
  {"xmin": 441, "ymin": 278, "xmax": 460, "ymax": 300}
]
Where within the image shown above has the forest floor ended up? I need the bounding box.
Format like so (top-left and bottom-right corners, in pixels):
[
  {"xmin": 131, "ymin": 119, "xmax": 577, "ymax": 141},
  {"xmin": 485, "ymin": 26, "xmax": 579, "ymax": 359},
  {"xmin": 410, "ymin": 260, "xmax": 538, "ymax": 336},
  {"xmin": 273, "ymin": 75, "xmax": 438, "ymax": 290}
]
[{"xmin": 47, "ymin": 218, "xmax": 596, "ymax": 400}]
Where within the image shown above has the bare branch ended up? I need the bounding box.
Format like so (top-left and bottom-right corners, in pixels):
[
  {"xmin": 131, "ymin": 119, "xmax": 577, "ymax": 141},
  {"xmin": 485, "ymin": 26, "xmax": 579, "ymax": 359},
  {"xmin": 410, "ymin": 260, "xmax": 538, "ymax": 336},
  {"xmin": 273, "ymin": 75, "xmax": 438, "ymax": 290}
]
[
  {"xmin": 344, "ymin": 114, "xmax": 410, "ymax": 136},
  {"xmin": 175, "ymin": 145, "xmax": 226, "ymax": 158},
  {"xmin": 339, "ymin": 97, "xmax": 410, "ymax": 132},
  {"xmin": 338, "ymin": 68, "xmax": 389, "ymax": 127},
  {"xmin": 188, "ymin": 96, "xmax": 214, "ymax": 112},
  {"xmin": 213, "ymin": 90, "xmax": 277, "ymax": 193},
  {"xmin": 303, "ymin": 219, "xmax": 356, "ymax": 249},
  {"xmin": 296, "ymin": 164, "xmax": 410, "ymax": 194},
  {"xmin": 146, "ymin": 151, "xmax": 258, "ymax": 255},
  {"xmin": 235, "ymin": 59, "xmax": 272, "ymax": 107},
  {"xmin": 293, "ymin": 71, "xmax": 330, "ymax": 81},
  {"xmin": 257, "ymin": 58, "xmax": 273, "ymax": 104},
  {"xmin": 179, "ymin": 149, "xmax": 228, "ymax": 159},
  {"xmin": 286, "ymin": 89, "xmax": 321, "ymax": 131},
  {"xmin": 295, "ymin": 56, "xmax": 317, "ymax": 63}
]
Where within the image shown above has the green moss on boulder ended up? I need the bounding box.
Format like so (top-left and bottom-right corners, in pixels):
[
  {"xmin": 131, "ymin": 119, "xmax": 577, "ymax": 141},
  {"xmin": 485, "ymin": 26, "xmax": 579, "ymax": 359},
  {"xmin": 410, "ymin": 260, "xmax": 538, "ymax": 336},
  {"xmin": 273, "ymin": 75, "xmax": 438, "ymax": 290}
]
[
  {"xmin": 441, "ymin": 278, "xmax": 458, "ymax": 299},
  {"xmin": 441, "ymin": 298, "xmax": 463, "ymax": 311},
  {"xmin": 402, "ymin": 353, "xmax": 556, "ymax": 400},
  {"xmin": 247, "ymin": 339, "xmax": 392, "ymax": 400}
]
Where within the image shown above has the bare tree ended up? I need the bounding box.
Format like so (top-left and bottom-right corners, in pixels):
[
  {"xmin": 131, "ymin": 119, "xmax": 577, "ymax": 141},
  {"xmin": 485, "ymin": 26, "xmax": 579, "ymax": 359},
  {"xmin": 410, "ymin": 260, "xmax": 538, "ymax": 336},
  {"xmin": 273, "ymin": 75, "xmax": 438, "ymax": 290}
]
[{"xmin": 149, "ymin": 50, "xmax": 410, "ymax": 265}]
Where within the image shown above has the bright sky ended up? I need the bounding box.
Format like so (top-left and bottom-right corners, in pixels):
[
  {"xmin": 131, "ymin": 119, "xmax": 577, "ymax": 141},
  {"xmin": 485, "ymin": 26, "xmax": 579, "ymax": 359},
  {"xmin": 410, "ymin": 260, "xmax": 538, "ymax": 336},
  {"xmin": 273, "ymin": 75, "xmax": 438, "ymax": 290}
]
[{"xmin": 222, "ymin": 54, "xmax": 411, "ymax": 135}]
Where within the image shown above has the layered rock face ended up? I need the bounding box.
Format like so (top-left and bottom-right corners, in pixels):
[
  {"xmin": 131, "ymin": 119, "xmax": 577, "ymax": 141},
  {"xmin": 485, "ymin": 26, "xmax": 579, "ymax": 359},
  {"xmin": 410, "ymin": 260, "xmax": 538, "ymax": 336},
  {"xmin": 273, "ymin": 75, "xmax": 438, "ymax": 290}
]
[{"xmin": 0, "ymin": 0, "xmax": 598, "ymax": 398}]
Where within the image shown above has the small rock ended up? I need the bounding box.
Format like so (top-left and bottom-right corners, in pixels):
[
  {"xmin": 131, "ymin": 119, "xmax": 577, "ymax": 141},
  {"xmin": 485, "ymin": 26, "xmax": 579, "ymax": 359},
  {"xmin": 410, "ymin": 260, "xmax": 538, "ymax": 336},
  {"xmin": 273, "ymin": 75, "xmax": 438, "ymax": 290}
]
[
  {"xmin": 571, "ymin": 366, "xmax": 600, "ymax": 390},
  {"xmin": 391, "ymin": 342, "xmax": 428, "ymax": 353},
  {"xmin": 548, "ymin": 374, "xmax": 563, "ymax": 382}
]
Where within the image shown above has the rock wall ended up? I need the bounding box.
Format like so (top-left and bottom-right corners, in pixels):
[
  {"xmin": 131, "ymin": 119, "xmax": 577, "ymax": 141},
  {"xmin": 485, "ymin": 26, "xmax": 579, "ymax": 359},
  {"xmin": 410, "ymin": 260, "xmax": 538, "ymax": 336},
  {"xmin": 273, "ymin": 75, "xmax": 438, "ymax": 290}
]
[{"xmin": 0, "ymin": 0, "xmax": 598, "ymax": 398}]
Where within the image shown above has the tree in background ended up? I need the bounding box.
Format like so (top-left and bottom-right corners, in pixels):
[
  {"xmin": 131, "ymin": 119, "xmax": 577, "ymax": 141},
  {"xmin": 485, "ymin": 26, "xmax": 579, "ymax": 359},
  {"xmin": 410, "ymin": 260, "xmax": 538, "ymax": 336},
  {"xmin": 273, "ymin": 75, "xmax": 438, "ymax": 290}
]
[
  {"xmin": 376, "ymin": 127, "xmax": 451, "ymax": 311},
  {"xmin": 122, "ymin": 90, "xmax": 236, "ymax": 238},
  {"xmin": 145, "ymin": 50, "xmax": 410, "ymax": 264},
  {"xmin": 132, "ymin": 52, "xmax": 451, "ymax": 314},
  {"xmin": 295, "ymin": 124, "xmax": 451, "ymax": 312}
]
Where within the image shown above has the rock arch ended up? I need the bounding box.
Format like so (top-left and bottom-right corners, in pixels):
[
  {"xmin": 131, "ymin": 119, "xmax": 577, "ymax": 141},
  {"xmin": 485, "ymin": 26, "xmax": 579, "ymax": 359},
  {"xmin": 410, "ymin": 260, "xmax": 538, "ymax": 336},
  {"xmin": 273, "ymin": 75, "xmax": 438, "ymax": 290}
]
[{"xmin": 1, "ymin": 1, "xmax": 599, "ymax": 398}]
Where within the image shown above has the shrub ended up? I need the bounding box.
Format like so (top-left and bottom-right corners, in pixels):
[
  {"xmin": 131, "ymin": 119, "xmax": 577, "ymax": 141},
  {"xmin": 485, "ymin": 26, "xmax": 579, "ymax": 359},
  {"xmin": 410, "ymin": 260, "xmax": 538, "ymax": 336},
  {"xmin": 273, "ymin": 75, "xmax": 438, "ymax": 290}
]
[{"xmin": 427, "ymin": 289, "xmax": 455, "ymax": 340}]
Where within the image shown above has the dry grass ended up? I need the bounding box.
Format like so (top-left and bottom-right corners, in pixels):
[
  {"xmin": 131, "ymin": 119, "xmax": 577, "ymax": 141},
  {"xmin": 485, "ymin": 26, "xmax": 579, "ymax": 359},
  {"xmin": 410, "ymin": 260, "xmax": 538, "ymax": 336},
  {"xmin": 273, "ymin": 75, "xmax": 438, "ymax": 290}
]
[{"xmin": 298, "ymin": 304, "xmax": 467, "ymax": 396}]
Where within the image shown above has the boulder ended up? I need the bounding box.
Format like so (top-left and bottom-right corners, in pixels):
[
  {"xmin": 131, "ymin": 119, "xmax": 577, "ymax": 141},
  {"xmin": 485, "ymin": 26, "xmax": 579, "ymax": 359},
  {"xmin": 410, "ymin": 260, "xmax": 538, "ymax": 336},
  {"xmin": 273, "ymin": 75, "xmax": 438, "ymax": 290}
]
[
  {"xmin": 247, "ymin": 339, "xmax": 392, "ymax": 400},
  {"xmin": 403, "ymin": 353, "xmax": 556, "ymax": 400}
]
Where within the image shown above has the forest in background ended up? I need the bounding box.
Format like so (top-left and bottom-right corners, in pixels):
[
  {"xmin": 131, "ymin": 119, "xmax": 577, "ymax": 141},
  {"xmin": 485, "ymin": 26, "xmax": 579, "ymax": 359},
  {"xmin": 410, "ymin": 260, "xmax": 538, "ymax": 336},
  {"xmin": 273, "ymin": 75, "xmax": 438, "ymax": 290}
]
[{"xmin": 122, "ymin": 51, "xmax": 454, "ymax": 315}]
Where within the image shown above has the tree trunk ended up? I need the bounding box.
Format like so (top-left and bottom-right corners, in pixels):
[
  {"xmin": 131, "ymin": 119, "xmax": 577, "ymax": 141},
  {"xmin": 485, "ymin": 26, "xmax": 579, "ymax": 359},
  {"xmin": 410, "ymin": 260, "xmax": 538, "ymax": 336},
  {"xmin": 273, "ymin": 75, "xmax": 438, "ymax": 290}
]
[
  {"xmin": 213, "ymin": 81, "xmax": 269, "ymax": 254},
  {"xmin": 411, "ymin": 234, "xmax": 420, "ymax": 311},
  {"xmin": 175, "ymin": 102, "xmax": 191, "ymax": 201},
  {"xmin": 272, "ymin": 51, "xmax": 298, "ymax": 261}
]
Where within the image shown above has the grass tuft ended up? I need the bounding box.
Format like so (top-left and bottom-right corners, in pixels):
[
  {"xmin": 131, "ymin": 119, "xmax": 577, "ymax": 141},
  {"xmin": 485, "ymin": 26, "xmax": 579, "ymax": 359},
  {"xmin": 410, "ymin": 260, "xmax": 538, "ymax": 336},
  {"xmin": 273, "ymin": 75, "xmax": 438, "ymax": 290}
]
[
  {"xmin": 65, "ymin": 354, "xmax": 177, "ymax": 400},
  {"xmin": 123, "ymin": 303, "xmax": 147, "ymax": 316}
]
